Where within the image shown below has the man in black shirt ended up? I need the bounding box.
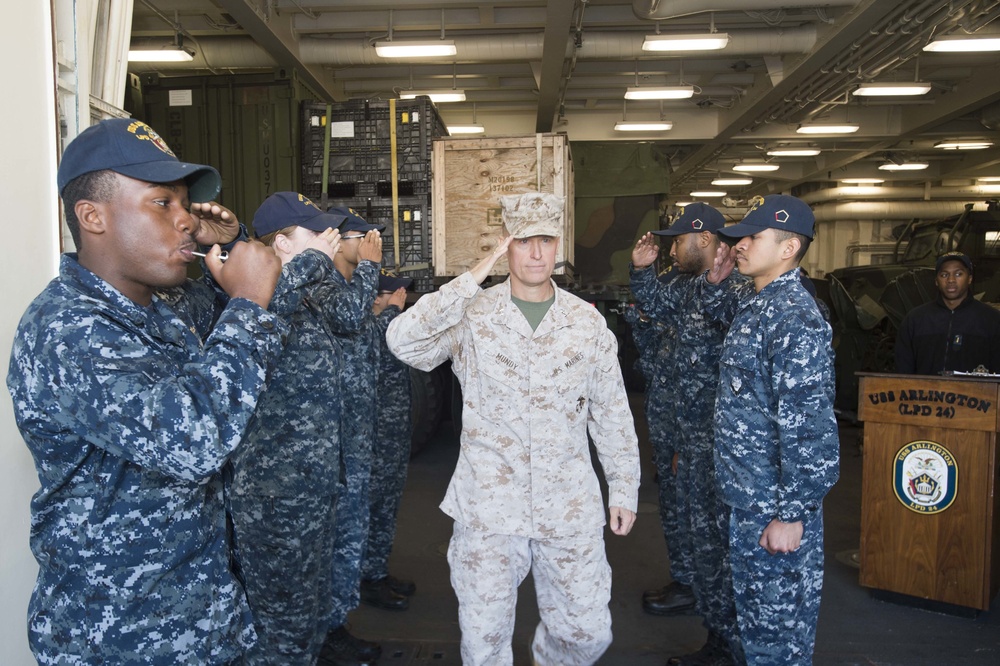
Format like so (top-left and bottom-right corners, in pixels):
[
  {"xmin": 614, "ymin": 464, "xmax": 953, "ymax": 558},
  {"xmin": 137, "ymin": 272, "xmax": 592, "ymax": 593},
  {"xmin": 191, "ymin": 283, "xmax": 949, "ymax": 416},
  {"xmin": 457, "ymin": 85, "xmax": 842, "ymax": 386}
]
[{"xmin": 895, "ymin": 251, "xmax": 1000, "ymax": 374}]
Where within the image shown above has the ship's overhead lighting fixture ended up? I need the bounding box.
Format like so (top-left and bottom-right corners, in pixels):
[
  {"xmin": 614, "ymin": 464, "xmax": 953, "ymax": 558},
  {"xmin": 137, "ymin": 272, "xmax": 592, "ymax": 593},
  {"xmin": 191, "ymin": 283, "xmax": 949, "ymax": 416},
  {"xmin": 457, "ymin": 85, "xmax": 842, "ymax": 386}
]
[
  {"xmin": 448, "ymin": 124, "xmax": 485, "ymax": 134},
  {"xmin": 733, "ymin": 163, "xmax": 779, "ymax": 172},
  {"xmin": 642, "ymin": 33, "xmax": 730, "ymax": 52},
  {"xmin": 614, "ymin": 121, "xmax": 673, "ymax": 132},
  {"xmin": 767, "ymin": 148, "xmax": 821, "ymax": 157},
  {"xmin": 878, "ymin": 161, "xmax": 929, "ymax": 171},
  {"xmin": 624, "ymin": 86, "xmax": 695, "ymax": 100},
  {"xmin": 977, "ymin": 176, "xmax": 1000, "ymax": 182},
  {"xmin": 796, "ymin": 123, "xmax": 860, "ymax": 135},
  {"xmin": 128, "ymin": 46, "xmax": 194, "ymax": 62},
  {"xmin": 924, "ymin": 35, "xmax": 1000, "ymax": 52},
  {"xmin": 840, "ymin": 178, "xmax": 885, "ymax": 184},
  {"xmin": 712, "ymin": 177, "xmax": 752, "ymax": 186},
  {"xmin": 375, "ymin": 40, "xmax": 457, "ymax": 58},
  {"xmin": 400, "ymin": 90, "xmax": 465, "ymax": 103},
  {"xmin": 690, "ymin": 190, "xmax": 726, "ymax": 198},
  {"xmin": 934, "ymin": 140, "xmax": 993, "ymax": 150},
  {"xmin": 853, "ymin": 82, "xmax": 932, "ymax": 96}
]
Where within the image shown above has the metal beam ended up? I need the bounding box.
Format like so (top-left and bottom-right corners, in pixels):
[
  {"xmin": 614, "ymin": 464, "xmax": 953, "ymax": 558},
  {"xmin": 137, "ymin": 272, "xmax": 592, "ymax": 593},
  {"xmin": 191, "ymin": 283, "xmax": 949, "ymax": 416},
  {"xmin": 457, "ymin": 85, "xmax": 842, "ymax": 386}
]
[
  {"xmin": 216, "ymin": 0, "xmax": 343, "ymax": 102},
  {"xmin": 535, "ymin": 0, "xmax": 576, "ymax": 133},
  {"xmin": 668, "ymin": 0, "xmax": 901, "ymax": 189}
]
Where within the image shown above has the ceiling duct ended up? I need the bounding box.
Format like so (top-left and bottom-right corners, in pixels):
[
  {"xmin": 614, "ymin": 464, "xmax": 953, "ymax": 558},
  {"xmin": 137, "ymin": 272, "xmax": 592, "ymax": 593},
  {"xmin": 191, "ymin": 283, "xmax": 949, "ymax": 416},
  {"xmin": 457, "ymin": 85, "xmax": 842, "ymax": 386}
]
[
  {"xmin": 131, "ymin": 29, "xmax": 817, "ymax": 71},
  {"xmin": 811, "ymin": 200, "xmax": 992, "ymax": 221},
  {"xmin": 633, "ymin": 0, "xmax": 860, "ymax": 21}
]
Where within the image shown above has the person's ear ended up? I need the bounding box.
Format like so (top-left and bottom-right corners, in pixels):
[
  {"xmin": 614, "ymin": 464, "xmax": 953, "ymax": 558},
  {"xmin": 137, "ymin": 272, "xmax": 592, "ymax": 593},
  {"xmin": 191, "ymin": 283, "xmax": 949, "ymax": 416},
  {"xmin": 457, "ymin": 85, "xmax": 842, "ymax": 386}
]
[
  {"xmin": 75, "ymin": 200, "xmax": 106, "ymax": 236},
  {"xmin": 273, "ymin": 232, "xmax": 293, "ymax": 256},
  {"xmin": 782, "ymin": 236, "xmax": 801, "ymax": 260}
]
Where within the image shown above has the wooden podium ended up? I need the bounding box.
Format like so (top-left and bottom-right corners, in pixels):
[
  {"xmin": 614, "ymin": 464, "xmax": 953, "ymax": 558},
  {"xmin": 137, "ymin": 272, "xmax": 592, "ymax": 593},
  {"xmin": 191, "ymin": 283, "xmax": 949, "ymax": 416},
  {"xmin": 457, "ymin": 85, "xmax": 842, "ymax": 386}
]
[{"xmin": 857, "ymin": 373, "xmax": 1000, "ymax": 610}]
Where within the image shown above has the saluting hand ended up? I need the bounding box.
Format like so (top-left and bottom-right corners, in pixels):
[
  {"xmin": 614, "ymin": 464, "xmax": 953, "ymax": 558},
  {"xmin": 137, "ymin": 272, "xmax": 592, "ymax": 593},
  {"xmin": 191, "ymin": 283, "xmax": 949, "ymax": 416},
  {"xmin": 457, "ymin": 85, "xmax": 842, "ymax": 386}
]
[
  {"xmin": 191, "ymin": 201, "xmax": 241, "ymax": 246},
  {"xmin": 632, "ymin": 232, "xmax": 660, "ymax": 269},
  {"xmin": 470, "ymin": 234, "xmax": 514, "ymax": 285},
  {"xmin": 358, "ymin": 230, "xmax": 384, "ymax": 264},
  {"xmin": 707, "ymin": 242, "xmax": 737, "ymax": 284}
]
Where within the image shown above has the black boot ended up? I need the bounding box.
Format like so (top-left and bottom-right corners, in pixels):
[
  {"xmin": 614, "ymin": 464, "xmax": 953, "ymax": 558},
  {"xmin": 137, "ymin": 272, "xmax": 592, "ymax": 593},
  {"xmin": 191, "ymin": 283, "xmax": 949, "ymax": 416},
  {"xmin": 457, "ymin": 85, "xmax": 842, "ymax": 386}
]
[
  {"xmin": 318, "ymin": 624, "xmax": 381, "ymax": 666},
  {"xmin": 360, "ymin": 577, "xmax": 410, "ymax": 611},
  {"xmin": 643, "ymin": 581, "xmax": 697, "ymax": 616},
  {"xmin": 666, "ymin": 632, "xmax": 736, "ymax": 666}
]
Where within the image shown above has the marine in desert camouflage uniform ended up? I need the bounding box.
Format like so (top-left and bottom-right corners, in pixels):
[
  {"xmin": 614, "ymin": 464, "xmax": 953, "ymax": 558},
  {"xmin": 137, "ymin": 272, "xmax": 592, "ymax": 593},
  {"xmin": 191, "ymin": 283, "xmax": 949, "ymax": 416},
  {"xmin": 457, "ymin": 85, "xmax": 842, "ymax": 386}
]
[{"xmin": 386, "ymin": 192, "xmax": 640, "ymax": 666}]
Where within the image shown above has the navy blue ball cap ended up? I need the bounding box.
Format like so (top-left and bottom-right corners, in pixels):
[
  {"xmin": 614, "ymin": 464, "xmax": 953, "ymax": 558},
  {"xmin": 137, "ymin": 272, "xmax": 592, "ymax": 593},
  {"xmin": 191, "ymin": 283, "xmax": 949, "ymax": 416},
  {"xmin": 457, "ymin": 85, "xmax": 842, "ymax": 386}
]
[
  {"xmin": 718, "ymin": 194, "xmax": 815, "ymax": 240},
  {"xmin": 252, "ymin": 192, "xmax": 348, "ymax": 237},
  {"xmin": 935, "ymin": 251, "xmax": 974, "ymax": 273},
  {"xmin": 57, "ymin": 118, "xmax": 221, "ymax": 203},
  {"xmin": 330, "ymin": 206, "xmax": 386, "ymax": 234},
  {"xmin": 653, "ymin": 202, "xmax": 726, "ymax": 236},
  {"xmin": 378, "ymin": 269, "xmax": 413, "ymax": 292}
]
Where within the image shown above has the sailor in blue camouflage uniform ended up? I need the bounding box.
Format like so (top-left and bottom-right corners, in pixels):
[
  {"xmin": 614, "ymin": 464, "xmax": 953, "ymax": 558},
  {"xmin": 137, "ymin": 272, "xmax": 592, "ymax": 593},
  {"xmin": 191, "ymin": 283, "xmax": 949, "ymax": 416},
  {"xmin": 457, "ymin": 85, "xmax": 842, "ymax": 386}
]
[
  {"xmin": 6, "ymin": 118, "xmax": 287, "ymax": 665},
  {"xmin": 226, "ymin": 192, "xmax": 349, "ymax": 664},
  {"xmin": 318, "ymin": 208, "xmax": 386, "ymax": 666},
  {"xmin": 630, "ymin": 203, "xmax": 743, "ymax": 665},
  {"xmin": 360, "ymin": 271, "xmax": 417, "ymax": 611},
  {"xmin": 700, "ymin": 194, "xmax": 840, "ymax": 665},
  {"xmin": 623, "ymin": 269, "xmax": 698, "ymax": 617}
]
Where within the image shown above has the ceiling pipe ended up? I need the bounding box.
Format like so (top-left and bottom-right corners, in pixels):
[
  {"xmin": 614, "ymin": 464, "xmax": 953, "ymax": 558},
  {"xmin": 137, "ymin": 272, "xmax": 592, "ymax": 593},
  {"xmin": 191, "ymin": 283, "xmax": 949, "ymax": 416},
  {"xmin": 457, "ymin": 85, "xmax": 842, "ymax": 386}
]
[
  {"xmin": 810, "ymin": 200, "xmax": 992, "ymax": 221},
  {"xmin": 129, "ymin": 28, "xmax": 817, "ymax": 70},
  {"xmin": 632, "ymin": 0, "xmax": 860, "ymax": 21},
  {"xmin": 800, "ymin": 186, "xmax": 1000, "ymax": 205}
]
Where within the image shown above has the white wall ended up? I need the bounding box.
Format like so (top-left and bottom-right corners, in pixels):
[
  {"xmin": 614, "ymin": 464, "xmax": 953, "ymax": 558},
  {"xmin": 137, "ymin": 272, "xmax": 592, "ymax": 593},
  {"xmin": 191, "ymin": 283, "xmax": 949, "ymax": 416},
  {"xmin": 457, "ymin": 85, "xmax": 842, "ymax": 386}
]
[{"xmin": 0, "ymin": 1, "xmax": 59, "ymax": 663}]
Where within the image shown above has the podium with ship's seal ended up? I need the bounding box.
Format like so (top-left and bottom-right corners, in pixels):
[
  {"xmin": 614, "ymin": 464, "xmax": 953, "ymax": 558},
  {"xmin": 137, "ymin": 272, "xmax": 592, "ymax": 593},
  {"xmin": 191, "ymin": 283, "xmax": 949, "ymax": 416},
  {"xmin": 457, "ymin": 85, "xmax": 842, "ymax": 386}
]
[{"xmin": 857, "ymin": 372, "xmax": 1000, "ymax": 611}]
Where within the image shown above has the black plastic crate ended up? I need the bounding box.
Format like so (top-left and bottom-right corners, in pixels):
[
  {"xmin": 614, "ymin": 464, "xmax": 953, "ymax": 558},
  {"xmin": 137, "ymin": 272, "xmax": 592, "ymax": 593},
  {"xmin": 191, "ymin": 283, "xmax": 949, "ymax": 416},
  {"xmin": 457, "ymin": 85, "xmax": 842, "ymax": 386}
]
[
  {"xmin": 301, "ymin": 97, "xmax": 446, "ymax": 200},
  {"xmin": 321, "ymin": 195, "xmax": 434, "ymax": 292}
]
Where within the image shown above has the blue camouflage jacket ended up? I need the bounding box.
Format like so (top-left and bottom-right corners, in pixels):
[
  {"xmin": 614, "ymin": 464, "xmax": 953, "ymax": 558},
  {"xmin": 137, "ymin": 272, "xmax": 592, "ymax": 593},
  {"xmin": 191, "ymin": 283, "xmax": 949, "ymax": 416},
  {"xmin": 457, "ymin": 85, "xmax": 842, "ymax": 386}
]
[
  {"xmin": 376, "ymin": 305, "xmax": 412, "ymax": 443},
  {"xmin": 6, "ymin": 253, "xmax": 287, "ymax": 664},
  {"xmin": 331, "ymin": 262, "xmax": 380, "ymax": 452},
  {"xmin": 229, "ymin": 249, "xmax": 363, "ymax": 498},
  {"xmin": 699, "ymin": 268, "xmax": 839, "ymax": 522},
  {"xmin": 630, "ymin": 265, "xmax": 729, "ymax": 436}
]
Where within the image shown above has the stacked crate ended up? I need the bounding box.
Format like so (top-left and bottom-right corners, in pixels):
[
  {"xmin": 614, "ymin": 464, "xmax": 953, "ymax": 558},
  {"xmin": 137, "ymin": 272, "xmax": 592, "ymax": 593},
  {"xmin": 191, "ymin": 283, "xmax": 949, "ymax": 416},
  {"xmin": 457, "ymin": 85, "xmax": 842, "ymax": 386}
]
[{"xmin": 301, "ymin": 98, "xmax": 447, "ymax": 291}]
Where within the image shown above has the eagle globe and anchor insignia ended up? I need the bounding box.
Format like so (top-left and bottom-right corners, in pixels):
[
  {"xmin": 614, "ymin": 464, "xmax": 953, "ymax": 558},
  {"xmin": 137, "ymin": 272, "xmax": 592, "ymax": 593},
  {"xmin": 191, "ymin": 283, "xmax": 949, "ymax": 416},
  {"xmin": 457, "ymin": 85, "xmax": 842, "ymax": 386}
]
[{"xmin": 893, "ymin": 440, "xmax": 958, "ymax": 514}]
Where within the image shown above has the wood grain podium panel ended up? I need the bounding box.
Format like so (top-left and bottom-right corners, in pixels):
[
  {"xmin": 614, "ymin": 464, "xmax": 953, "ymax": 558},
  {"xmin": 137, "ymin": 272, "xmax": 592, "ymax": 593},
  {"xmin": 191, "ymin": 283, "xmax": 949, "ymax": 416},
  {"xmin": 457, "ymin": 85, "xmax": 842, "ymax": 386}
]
[
  {"xmin": 858, "ymin": 374, "xmax": 1000, "ymax": 611},
  {"xmin": 859, "ymin": 423, "xmax": 992, "ymax": 607},
  {"xmin": 859, "ymin": 375, "xmax": 1000, "ymax": 432}
]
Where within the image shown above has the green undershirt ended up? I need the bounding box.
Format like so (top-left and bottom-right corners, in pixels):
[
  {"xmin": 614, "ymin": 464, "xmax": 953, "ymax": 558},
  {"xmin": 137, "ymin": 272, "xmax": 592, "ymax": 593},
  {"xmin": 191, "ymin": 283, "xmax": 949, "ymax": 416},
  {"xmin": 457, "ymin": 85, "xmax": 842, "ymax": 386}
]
[{"xmin": 511, "ymin": 294, "xmax": 555, "ymax": 331}]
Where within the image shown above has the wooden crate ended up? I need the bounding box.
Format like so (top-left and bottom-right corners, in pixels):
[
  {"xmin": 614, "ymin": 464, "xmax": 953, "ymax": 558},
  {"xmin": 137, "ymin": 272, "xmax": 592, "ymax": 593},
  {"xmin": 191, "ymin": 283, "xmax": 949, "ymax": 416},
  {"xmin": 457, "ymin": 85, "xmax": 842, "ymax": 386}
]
[{"xmin": 431, "ymin": 133, "xmax": 574, "ymax": 277}]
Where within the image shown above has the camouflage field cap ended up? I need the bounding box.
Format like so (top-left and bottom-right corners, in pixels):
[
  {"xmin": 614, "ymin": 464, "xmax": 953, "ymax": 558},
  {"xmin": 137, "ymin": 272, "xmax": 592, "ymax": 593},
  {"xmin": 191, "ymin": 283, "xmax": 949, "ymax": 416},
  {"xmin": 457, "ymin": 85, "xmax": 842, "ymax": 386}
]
[{"xmin": 500, "ymin": 192, "xmax": 565, "ymax": 238}]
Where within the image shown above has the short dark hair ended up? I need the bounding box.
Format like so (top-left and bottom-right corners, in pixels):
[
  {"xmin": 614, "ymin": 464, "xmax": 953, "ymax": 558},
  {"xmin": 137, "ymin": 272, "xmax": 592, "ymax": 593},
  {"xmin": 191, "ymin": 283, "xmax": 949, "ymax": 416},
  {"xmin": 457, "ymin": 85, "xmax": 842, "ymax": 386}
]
[
  {"xmin": 773, "ymin": 228, "xmax": 811, "ymax": 262},
  {"xmin": 61, "ymin": 169, "xmax": 119, "ymax": 249}
]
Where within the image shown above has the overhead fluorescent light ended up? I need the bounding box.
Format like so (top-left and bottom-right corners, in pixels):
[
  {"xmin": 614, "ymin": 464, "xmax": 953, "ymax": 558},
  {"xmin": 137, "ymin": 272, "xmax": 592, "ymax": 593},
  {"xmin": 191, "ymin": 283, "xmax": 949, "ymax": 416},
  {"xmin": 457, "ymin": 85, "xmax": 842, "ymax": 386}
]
[
  {"xmin": 767, "ymin": 148, "xmax": 821, "ymax": 157},
  {"xmin": 642, "ymin": 33, "xmax": 730, "ymax": 52},
  {"xmin": 796, "ymin": 123, "xmax": 860, "ymax": 134},
  {"xmin": 399, "ymin": 90, "xmax": 466, "ymax": 103},
  {"xmin": 690, "ymin": 190, "xmax": 727, "ymax": 198},
  {"xmin": 840, "ymin": 178, "xmax": 884, "ymax": 184},
  {"xmin": 624, "ymin": 86, "xmax": 695, "ymax": 100},
  {"xmin": 448, "ymin": 123, "xmax": 486, "ymax": 134},
  {"xmin": 977, "ymin": 176, "xmax": 1000, "ymax": 182},
  {"xmin": 375, "ymin": 40, "xmax": 457, "ymax": 58},
  {"xmin": 614, "ymin": 121, "xmax": 673, "ymax": 132},
  {"xmin": 878, "ymin": 162, "xmax": 929, "ymax": 171},
  {"xmin": 733, "ymin": 164, "xmax": 780, "ymax": 172},
  {"xmin": 852, "ymin": 82, "xmax": 932, "ymax": 96},
  {"xmin": 934, "ymin": 140, "xmax": 993, "ymax": 150},
  {"xmin": 712, "ymin": 178, "xmax": 752, "ymax": 186},
  {"xmin": 924, "ymin": 36, "xmax": 1000, "ymax": 52},
  {"xmin": 127, "ymin": 46, "xmax": 194, "ymax": 62}
]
